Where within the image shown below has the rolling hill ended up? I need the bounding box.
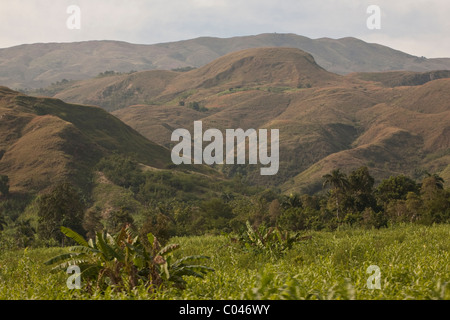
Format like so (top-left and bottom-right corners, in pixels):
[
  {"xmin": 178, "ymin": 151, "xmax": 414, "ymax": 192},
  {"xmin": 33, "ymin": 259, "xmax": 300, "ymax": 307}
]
[
  {"xmin": 102, "ymin": 48, "xmax": 449, "ymax": 192},
  {"xmin": 49, "ymin": 47, "xmax": 340, "ymax": 112},
  {"xmin": 2, "ymin": 33, "xmax": 450, "ymax": 90},
  {"xmin": 0, "ymin": 86, "xmax": 172, "ymax": 194}
]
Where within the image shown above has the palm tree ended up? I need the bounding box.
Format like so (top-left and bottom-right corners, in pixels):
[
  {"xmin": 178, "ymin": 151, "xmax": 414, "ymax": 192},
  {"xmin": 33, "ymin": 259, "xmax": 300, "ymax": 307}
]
[{"xmin": 322, "ymin": 169, "xmax": 349, "ymax": 219}]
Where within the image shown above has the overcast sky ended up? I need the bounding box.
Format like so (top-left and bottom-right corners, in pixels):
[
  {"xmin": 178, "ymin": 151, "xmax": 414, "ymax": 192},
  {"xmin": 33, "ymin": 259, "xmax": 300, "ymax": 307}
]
[{"xmin": 1, "ymin": 0, "xmax": 449, "ymax": 58}]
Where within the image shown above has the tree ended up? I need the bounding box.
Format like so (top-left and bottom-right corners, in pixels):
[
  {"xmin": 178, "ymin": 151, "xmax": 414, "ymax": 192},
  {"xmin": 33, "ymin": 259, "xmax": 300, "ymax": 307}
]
[
  {"xmin": 14, "ymin": 219, "xmax": 36, "ymax": 247},
  {"xmin": 278, "ymin": 207, "xmax": 306, "ymax": 231},
  {"xmin": 347, "ymin": 166, "xmax": 377, "ymax": 213},
  {"xmin": 96, "ymin": 155, "xmax": 144, "ymax": 190},
  {"xmin": 107, "ymin": 207, "xmax": 134, "ymax": 234},
  {"xmin": 422, "ymin": 173, "xmax": 444, "ymax": 192},
  {"xmin": 280, "ymin": 193, "xmax": 302, "ymax": 210},
  {"xmin": 360, "ymin": 207, "xmax": 387, "ymax": 229},
  {"xmin": 195, "ymin": 198, "xmax": 234, "ymax": 233},
  {"xmin": 140, "ymin": 211, "xmax": 175, "ymax": 245},
  {"xmin": 322, "ymin": 169, "xmax": 349, "ymax": 219},
  {"xmin": 82, "ymin": 206, "xmax": 104, "ymax": 240},
  {"xmin": 0, "ymin": 175, "xmax": 9, "ymax": 197},
  {"xmin": 376, "ymin": 175, "xmax": 419, "ymax": 206},
  {"xmin": 323, "ymin": 169, "xmax": 350, "ymax": 193},
  {"xmin": 268, "ymin": 199, "xmax": 282, "ymax": 226},
  {"xmin": 420, "ymin": 175, "xmax": 450, "ymax": 224},
  {"xmin": 37, "ymin": 182, "xmax": 85, "ymax": 245},
  {"xmin": 348, "ymin": 167, "xmax": 374, "ymax": 195}
]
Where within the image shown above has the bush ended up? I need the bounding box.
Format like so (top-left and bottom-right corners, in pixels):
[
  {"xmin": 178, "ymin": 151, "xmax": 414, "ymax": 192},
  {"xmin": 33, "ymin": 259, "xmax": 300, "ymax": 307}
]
[
  {"xmin": 96, "ymin": 155, "xmax": 144, "ymax": 190},
  {"xmin": 187, "ymin": 101, "xmax": 208, "ymax": 112},
  {"xmin": 234, "ymin": 221, "xmax": 308, "ymax": 258}
]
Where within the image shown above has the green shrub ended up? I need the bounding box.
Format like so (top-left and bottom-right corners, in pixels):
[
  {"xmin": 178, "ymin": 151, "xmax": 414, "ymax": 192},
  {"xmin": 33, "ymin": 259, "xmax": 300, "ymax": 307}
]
[{"xmin": 234, "ymin": 221, "xmax": 307, "ymax": 258}]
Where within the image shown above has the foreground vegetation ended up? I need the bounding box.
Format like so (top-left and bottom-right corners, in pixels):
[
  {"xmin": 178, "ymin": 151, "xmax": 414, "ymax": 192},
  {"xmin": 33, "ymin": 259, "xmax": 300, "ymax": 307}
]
[
  {"xmin": 1, "ymin": 155, "xmax": 449, "ymax": 300},
  {"xmin": 0, "ymin": 223, "xmax": 448, "ymax": 300}
]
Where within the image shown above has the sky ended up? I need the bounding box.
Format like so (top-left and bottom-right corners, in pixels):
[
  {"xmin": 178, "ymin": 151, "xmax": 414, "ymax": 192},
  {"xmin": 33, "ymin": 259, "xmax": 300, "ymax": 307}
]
[{"xmin": 0, "ymin": 0, "xmax": 449, "ymax": 58}]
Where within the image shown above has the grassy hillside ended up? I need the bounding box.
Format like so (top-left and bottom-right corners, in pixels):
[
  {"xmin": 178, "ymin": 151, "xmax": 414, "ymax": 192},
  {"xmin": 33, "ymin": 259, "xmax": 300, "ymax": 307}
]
[{"xmin": 0, "ymin": 86, "xmax": 171, "ymax": 193}]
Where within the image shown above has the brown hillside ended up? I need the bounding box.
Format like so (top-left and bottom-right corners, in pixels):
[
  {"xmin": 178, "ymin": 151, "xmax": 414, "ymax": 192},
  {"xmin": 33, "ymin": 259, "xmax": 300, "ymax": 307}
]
[
  {"xmin": 0, "ymin": 87, "xmax": 171, "ymax": 193},
  {"xmin": 51, "ymin": 47, "xmax": 340, "ymax": 112},
  {"xmin": 53, "ymin": 70, "xmax": 179, "ymax": 112},
  {"xmin": 392, "ymin": 78, "xmax": 450, "ymax": 114},
  {"xmin": 348, "ymin": 70, "xmax": 450, "ymax": 88},
  {"xmin": 19, "ymin": 46, "xmax": 450, "ymax": 193},
  {"xmin": 111, "ymin": 50, "xmax": 450, "ymax": 191},
  {"xmin": 165, "ymin": 47, "xmax": 339, "ymax": 92}
]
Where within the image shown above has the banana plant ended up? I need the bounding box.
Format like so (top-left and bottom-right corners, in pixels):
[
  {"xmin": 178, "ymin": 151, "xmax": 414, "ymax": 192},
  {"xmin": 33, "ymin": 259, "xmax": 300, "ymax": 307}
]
[
  {"xmin": 236, "ymin": 221, "xmax": 308, "ymax": 257},
  {"xmin": 140, "ymin": 234, "xmax": 214, "ymax": 290},
  {"xmin": 45, "ymin": 225, "xmax": 214, "ymax": 292},
  {"xmin": 45, "ymin": 226, "xmax": 136, "ymax": 291}
]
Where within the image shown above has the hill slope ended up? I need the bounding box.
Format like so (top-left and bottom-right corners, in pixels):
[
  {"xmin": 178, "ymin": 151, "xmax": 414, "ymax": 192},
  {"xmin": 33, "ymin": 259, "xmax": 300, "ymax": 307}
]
[
  {"xmin": 0, "ymin": 87, "xmax": 171, "ymax": 193},
  {"xmin": 2, "ymin": 33, "xmax": 450, "ymax": 89}
]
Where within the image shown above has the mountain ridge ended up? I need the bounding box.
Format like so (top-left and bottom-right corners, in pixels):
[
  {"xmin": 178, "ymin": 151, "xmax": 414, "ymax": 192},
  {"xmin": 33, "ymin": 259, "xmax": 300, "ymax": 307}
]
[{"xmin": 2, "ymin": 33, "xmax": 450, "ymax": 89}]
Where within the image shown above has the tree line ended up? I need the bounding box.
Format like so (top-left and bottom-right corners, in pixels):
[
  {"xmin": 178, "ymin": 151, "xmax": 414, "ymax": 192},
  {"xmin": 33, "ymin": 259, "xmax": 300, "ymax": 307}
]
[{"xmin": 0, "ymin": 155, "xmax": 449, "ymax": 249}]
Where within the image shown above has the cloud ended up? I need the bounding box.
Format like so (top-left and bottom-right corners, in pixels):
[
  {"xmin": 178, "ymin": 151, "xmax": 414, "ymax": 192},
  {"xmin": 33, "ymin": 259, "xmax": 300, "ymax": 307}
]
[{"xmin": 0, "ymin": 0, "xmax": 448, "ymax": 57}]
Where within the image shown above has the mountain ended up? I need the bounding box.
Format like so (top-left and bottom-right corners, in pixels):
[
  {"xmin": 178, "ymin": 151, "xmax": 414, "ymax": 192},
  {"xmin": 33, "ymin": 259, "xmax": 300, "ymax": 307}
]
[
  {"xmin": 2, "ymin": 33, "xmax": 450, "ymax": 90},
  {"xmin": 99, "ymin": 48, "xmax": 449, "ymax": 192},
  {"xmin": 0, "ymin": 86, "xmax": 172, "ymax": 194}
]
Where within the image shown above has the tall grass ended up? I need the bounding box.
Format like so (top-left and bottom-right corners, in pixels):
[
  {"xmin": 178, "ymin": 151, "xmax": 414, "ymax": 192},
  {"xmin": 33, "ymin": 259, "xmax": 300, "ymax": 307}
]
[{"xmin": 0, "ymin": 224, "xmax": 448, "ymax": 300}]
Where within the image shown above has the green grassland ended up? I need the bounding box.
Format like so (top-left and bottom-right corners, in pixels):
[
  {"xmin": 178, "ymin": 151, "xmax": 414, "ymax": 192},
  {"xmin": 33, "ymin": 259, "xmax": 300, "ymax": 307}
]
[{"xmin": 1, "ymin": 223, "xmax": 448, "ymax": 300}]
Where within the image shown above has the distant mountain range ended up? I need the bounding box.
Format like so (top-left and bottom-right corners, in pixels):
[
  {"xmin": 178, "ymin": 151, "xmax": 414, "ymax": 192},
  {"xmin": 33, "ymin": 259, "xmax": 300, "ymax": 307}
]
[{"xmin": 1, "ymin": 33, "xmax": 450, "ymax": 90}]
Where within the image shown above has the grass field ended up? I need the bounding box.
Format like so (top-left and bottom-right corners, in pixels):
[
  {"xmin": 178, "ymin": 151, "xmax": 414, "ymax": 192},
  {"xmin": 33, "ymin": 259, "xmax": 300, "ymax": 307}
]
[{"xmin": 0, "ymin": 223, "xmax": 448, "ymax": 300}]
